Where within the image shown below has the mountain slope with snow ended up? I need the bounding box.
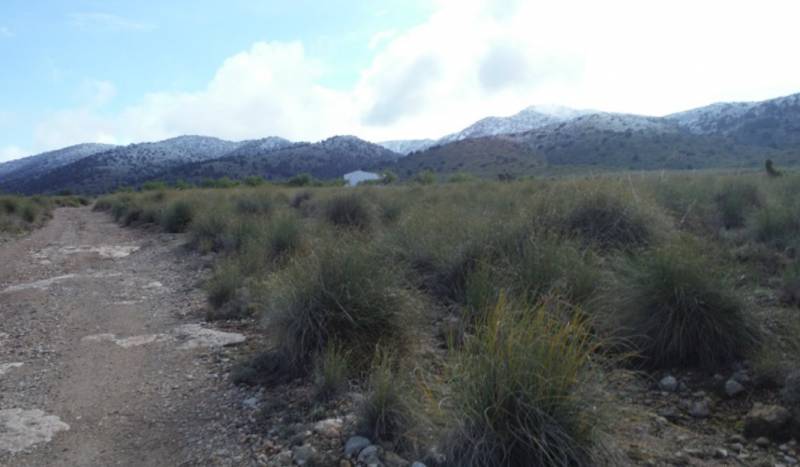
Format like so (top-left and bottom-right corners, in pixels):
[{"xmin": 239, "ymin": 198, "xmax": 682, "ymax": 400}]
[
  {"xmin": 156, "ymin": 135, "xmax": 401, "ymax": 183},
  {"xmin": 0, "ymin": 143, "xmax": 117, "ymax": 187}
]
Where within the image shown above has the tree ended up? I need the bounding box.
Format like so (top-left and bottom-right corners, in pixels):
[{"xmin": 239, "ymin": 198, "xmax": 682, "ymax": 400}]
[{"xmin": 765, "ymin": 159, "xmax": 782, "ymax": 177}]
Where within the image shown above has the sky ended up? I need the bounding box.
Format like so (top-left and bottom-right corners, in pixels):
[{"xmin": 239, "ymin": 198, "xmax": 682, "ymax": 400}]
[{"xmin": 1, "ymin": 0, "xmax": 799, "ymax": 162}]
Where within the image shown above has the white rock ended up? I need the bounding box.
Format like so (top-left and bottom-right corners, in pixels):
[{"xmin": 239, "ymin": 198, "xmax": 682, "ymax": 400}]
[{"xmin": 0, "ymin": 408, "xmax": 70, "ymax": 453}]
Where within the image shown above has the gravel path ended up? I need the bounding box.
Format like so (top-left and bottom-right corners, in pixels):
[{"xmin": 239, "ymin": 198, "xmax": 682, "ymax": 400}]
[{"xmin": 0, "ymin": 208, "xmax": 260, "ymax": 467}]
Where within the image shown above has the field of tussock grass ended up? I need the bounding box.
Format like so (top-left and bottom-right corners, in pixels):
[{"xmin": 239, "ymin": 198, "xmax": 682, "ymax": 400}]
[{"xmin": 94, "ymin": 169, "xmax": 800, "ymax": 465}]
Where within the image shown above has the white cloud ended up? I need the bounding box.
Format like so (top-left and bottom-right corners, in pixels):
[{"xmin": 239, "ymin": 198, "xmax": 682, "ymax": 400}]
[
  {"xmin": 0, "ymin": 146, "xmax": 25, "ymax": 162},
  {"xmin": 27, "ymin": 0, "xmax": 800, "ymax": 152},
  {"xmin": 69, "ymin": 13, "xmax": 155, "ymax": 32},
  {"xmin": 33, "ymin": 42, "xmax": 356, "ymax": 151},
  {"xmin": 0, "ymin": 26, "xmax": 13, "ymax": 38}
]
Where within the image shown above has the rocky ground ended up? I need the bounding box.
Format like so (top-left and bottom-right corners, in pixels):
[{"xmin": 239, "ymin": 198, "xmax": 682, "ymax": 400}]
[{"xmin": 2, "ymin": 207, "xmax": 799, "ymax": 466}]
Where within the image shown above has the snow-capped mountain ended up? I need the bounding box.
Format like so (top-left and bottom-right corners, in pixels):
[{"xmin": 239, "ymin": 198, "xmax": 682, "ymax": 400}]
[
  {"xmin": 3, "ymin": 91, "xmax": 800, "ymax": 194},
  {"xmin": 1, "ymin": 136, "xmax": 243, "ymax": 194},
  {"xmin": 666, "ymin": 93, "xmax": 800, "ymax": 148},
  {"xmin": 0, "ymin": 143, "xmax": 116, "ymax": 183},
  {"xmin": 438, "ymin": 105, "xmax": 595, "ymax": 144},
  {"xmin": 221, "ymin": 136, "xmax": 294, "ymax": 159},
  {"xmin": 378, "ymin": 139, "xmax": 436, "ymax": 155}
]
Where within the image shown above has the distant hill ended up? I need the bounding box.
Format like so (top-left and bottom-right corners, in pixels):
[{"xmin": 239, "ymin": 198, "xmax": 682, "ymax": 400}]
[
  {"xmin": 438, "ymin": 105, "xmax": 594, "ymax": 145},
  {"xmin": 156, "ymin": 136, "xmax": 401, "ymax": 183},
  {"xmin": 0, "ymin": 143, "xmax": 116, "ymax": 190},
  {"xmin": 1, "ymin": 136, "xmax": 241, "ymax": 194},
  {"xmin": 390, "ymin": 137, "xmax": 545, "ymax": 178},
  {"xmin": 2, "ymin": 92, "xmax": 800, "ymax": 194},
  {"xmin": 378, "ymin": 139, "xmax": 436, "ymax": 155},
  {"xmin": 667, "ymin": 93, "xmax": 800, "ymax": 149}
]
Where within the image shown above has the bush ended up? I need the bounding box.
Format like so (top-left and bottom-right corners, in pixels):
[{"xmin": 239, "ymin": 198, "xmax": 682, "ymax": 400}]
[
  {"xmin": 415, "ymin": 170, "xmax": 436, "ymax": 185},
  {"xmin": 605, "ymin": 239, "xmax": 760, "ymax": 370},
  {"xmin": 207, "ymin": 260, "xmax": 243, "ymax": 309},
  {"xmin": 235, "ymin": 195, "xmax": 273, "ymax": 216},
  {"xmin": 188, "ymin": 210, "xmax": 230, "ymax": 252},
  {"xmin": 442, "ymin": 296, "xmax": 598, "ymax": 467},
  {"xmin": 323, "ymin": 194, "xmax": 374, "ymax": 230},
  {"xmin": 290, "ymin": 191, "xmax": 312, "ymax": 209},
  {"xmin": 357, "ymin": 352, "xmax": 414, "ymax": 445},
  {"xmin": 244, "ymin": 175, "xmax": 266, "ymax": 187},
  {"xmin": 161, "ymin": 200, "xmax": 194, "ymax": 233},
  {"xmin": 564, "ymin": 192, "xmax": 651, "ymax": 249},
  {"xmin": 288, "ymin": 173, "xmax": 314, "ymax": 187},
  {"xmin": 267, "ymin": 243, "xmax": 408, "ymax": 375},
  {"xmin": 716, "ymin": 180, "xmax": 762, "ymax": 229},
  {"xmin": 141, "ymin": 180, "xmax": 168, "ymax": 191},
  {"xmin": 266, "ymin": 215, "xmax": 303, "ymax": 260},
  {"xmin": 312, "ymin": 345, "xmax": 350, "ymax": 401},
  {"xmin": 1, "ymin": 197, "xmax": 18, "ymax": 214},
  {"xmin": 751, "ymin": 204, "xmax": 799, "ymax": 249},
  {"xmin": 21, "ymin": 203, "xmax": 38, "ymax": 223},
  {"xmin": 505, "ymin": 233, "xmax": 599, "ymax": 306}
]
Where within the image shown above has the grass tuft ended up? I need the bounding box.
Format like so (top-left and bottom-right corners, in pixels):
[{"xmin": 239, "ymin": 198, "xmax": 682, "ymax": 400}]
[
  {"xmin": 604, "ymin": 238, "xmax": 760, "ymax": 370},
  {"xmin": 441, "ymin": 295, "xmax": 599, "ymax": 467},
  {"xmin": 323, "ymin": 193, "xmax": 375, "ymax": 230}
]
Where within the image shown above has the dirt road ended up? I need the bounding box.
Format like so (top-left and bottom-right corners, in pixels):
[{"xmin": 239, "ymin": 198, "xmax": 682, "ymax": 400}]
[{"xmin": 0, "ymin": 208, "xmax": 259, "ymax": 466}]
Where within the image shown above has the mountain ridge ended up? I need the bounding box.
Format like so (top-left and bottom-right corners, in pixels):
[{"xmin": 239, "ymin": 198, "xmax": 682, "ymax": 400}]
[{"xmin": 2, "ymin": 92, "xmax": 800, "ymax": 194}]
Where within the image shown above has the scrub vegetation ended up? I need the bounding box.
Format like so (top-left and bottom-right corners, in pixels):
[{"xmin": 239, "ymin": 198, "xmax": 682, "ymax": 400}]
[{"xmin": 93, "ymin": 169, "xmax": 800, "ymax": 465}]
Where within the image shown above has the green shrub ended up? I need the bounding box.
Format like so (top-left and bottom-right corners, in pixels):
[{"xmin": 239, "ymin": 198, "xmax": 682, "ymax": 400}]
[
  {"xmin": 448, "ymin": 172, "xmax": 476, "ymax": 183},
  {"xmin": 21, "ymin": 203, "xmax": 38, "ymax": 223},
  {"xmin": 207, "ymin": 260, "xmax": 243, "ymax": 309},
  {"xmin": 564, "ymin": 192, "xmax": 651, "ymax": 249},
  {"xmin": 415, "ymin": 170, "xmax": 436, "ymax": 185},
  {"xmin": 235, "ymin": 195, "xmax": 273, "ymax": 216},
  {"xmin": 751, "ymin": 204, "xmax": 799, "ymax": 249},
  {"xmin": 189, "ymin": 210, "xmax": 230, "ymax": 252},
  {"xmin": 505, "ymin": 234, "xmax": 599, "ymax": 305},
  {"xmin": 267, "ymin": 243, "xmax": 409, "ymax": 375},
  {"xmin": 605, "ymin": 239, "xmax": 760, "ymax": 370},
  {"xmin": 323, "ymin": 194, "xmax": 374, "ymax": 230},
  {"xmin": 290, "ymin": 191, "xmax": 312, "ymax": 209},
  {"xmin": 141, "ymin": 180, "xmax": 168, "ymax": 191},
  {"xmin": 244, "ymin": 175, "xmax": 266, "ymax": 187},
  {"xmin": 312, "ymin": 345, "xmax": 350, "ymax": 401},
  {"xmin": 715, "ymin": 180, "xmax": 763, "ymax": 229},
  {"xmin": 161, "ymin": 200, "xmax": 194, "ymax": 233},
  {"xmin": 1, "ymin": 197, "xmax": 18, "ymax": 214},
  {"xmin": 442, "ymin": 296, "xmax": 598, "ymax": 467},
  {"xmin": 266, "ymin": 215, "xmax": 303, "ymax": 260},
  {"xmin": 357, "ymin": 351, "xmax": 414, "ymax": 445},
  {"xmin": 288, "ymin": 173, "xmax": 314, "ymax": 187}
]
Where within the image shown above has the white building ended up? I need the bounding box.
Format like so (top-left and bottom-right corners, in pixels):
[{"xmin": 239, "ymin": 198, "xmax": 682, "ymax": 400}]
[{"xmin": 343, "ymin": 170, "xmax": 381, "ymax": 186}]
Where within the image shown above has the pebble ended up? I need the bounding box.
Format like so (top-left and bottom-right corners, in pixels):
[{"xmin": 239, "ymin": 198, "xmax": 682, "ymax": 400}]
[
  {"xmin": 725, "ymin": 379, "xmax": 746, "ymax": 397},
  {"xmin": 689, "ymin": 400, "xmax": 711, "ymax": 418},
  {"xmin": 292, "ymin": 444, "xmax": 317, "ymax": 466},
  {"xmin": 744, "ymin": 403, "xmax": 792, "ymax": 440},
  {"xmin": 659, "ymin": 376, "xmax": 679, "ymax": 392},
  {"xmin": 313, "ymin": 418, "xmax": 343, "ymax": 438},
  {"xmin": 357, "ymin": 445, "xmax": 382, "ymax": 465},
  {"xmin": 344, "ymin": 436, "xmax": 371, "ymax": 458}
]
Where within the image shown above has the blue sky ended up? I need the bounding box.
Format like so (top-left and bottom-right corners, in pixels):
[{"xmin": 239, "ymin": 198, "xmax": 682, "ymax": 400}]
[
  {"xmin": 0, "ymin": 0, "xmax": 433, "ymax": 158},
  {"xmin": 1, "ymin": 0, "xmax": 799, "ymax": 161}
]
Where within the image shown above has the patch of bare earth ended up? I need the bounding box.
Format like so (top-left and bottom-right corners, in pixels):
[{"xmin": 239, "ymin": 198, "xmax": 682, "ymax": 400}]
[{"xmin": 0, "ymin": 208, "xmax": 266, "ymax": 467}]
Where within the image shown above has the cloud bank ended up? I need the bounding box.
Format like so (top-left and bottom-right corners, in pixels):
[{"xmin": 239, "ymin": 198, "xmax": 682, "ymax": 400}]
[{"xmin": 28, "ymin": 0, "xmax": 800, "ymax": 156}]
